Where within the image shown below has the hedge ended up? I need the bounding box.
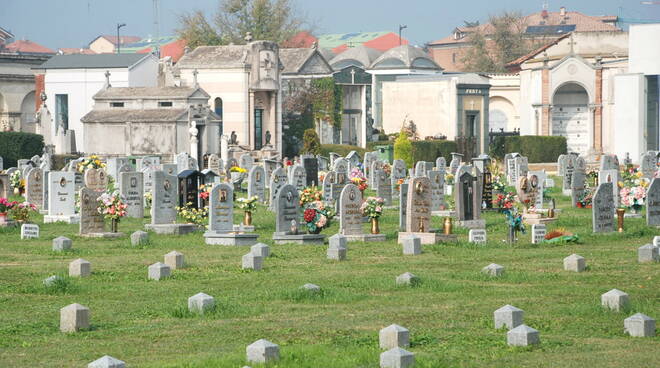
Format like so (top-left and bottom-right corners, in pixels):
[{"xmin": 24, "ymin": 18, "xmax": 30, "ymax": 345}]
[
  {"xmin": 320, "ymin": 144, "xmax": 366, "ymax": 158},
  {"xmin": 368, "ymin": 139, "xmax": 457, "ymax": 167},
  {"xmin": 490, "ymin": 135, "xmax": 567, "ymax": 163},
  {"xmin": 0, "ymin": 132, "xmax": 44, "ymax": 168}
]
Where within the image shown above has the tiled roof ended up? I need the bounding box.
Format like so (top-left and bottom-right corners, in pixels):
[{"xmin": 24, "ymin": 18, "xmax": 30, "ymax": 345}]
[
  {"xmin": 281, "ymin": 31, "xmax": 317, "ymax": 48},
  {"xmin": 505, "ymin": 33, "xmax": 571, "ymax": 68},
  {"xmin": 176, "ymin": 45, "xmax": 248, "ymax": 69},
  {"xmin": 93, "ymin": 86, "xmax": 205, "ymax": 99},
  {"xmin": 429, "ymin": 10, "xmax": 620, "ymax": 46},
  {"xmin": 93, "ymin": 35, "xmax": 142, "ymax": 46},
  {"xmin": 81, "ymin": 108, "xmax": 187, "ymax": 123},
  {"xmin": 279, "ymin": 48, "xmax": 314, "ymax": 73},
  {"xmin": 37, "ymin": 53, "xmax": 151, "ymax": 69},
  {"xmin": 57, "ymin": 48, "xmax": 97, "ymax": 55},
  {"xmin": 362, "ymin": 33, "xmax": 409, "ymax": 52},
  {"xmin": 5, "ymin": 40, "xmax": 55, "ymax": 54}
]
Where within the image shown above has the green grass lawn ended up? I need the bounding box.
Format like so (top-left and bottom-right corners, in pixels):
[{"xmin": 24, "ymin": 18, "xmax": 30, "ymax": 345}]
[{"xmin": 0, "ymin": 182, "xmax": 658, "ymax": 367}]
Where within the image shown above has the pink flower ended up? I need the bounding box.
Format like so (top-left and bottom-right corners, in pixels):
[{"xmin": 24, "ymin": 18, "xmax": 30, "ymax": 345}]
[
  {"xmin": 375, "ymin": 206, "xmax": 382, "ymax": 213},
  {"xmin": 316, "ymin": 214, "xmax": 327, "ymax": 228}
]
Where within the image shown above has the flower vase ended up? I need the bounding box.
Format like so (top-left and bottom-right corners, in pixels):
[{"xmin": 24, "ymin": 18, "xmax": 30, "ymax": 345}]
[
  {"xmin": 13, "ymin": 188, "xmax": 19, "ymax": 195},
  {"xmin": 443, "ymin": 217, "xmax": 453, "ymax": 235},
  {"xmin": 243, "ymin": 211, "xmax": 252, "ymax": 226},
  {"xmin": 616, "ymin": 208, "xmax": 625, "ymax": 232},
  {"xmin": 0, "ymin": 212, "xmax": 7, "ymax": 224},
  {"xmin": 370, "ymin": 217, "xmax": 380, "ymax": 234},
  {"xmin": 111, "ymin": 218, "xmax": 118, "ymax": 233}
]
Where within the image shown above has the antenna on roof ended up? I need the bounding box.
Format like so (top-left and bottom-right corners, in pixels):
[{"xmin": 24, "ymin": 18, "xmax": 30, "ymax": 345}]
[{"xmin": 153, "ymin": 0, "xmax": 160, "ymax": 57}]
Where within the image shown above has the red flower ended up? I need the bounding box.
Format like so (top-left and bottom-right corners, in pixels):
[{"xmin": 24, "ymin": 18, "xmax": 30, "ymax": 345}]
[
  {"xmin": 304, "ymin": 208, "xmax": 317, "ymax": 222},
  {"xmin": 199, "ymin": 191, "xmax": 209, "ymax": 200}
]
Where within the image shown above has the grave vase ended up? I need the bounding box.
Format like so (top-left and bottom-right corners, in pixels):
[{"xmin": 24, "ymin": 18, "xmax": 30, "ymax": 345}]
[
  {"xmin": 443, "ymin": 217, "xmax": 453, "ymax": 235},
  {"xmin": 370, "ymin": 217, "xmax": 380, "ymax": 234},
  {"xmin": 616, "ymin": 208, "xmax": 625, "ymax": 232},
  {"xmin": 111, "ymin": 218, "xmax": 118, "ymax": 233},
  {"xmin": 243, "ymin": 211, "xmax": 252, "ymax": 226},
  {"xmin": 0, "ymin": 212, "xmax": 7, "ymax": 224}
]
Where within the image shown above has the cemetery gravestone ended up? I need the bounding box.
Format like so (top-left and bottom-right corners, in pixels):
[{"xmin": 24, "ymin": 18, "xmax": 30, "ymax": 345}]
[
  {"xmin": 570, "ymin": 166, "xmax": 587, "ymax": 207},
  {"xmin": 339, "ymin": 184, "xmax": 385, "ymax": 241},
  {"xmin": 177, "ymin": 170, "xmax": 202, "ymax": 208},
  {"xmin": 646, "ymin": 178, "xmax": 660, "ymax": 226},
  {"xmin": 204, "ymin": 183, "xmax": 258, "ymax": 246},
  {"xmin": 207, "ymin": 154, "xmax": 222, "ymax": 174},
  {"xmin": 322, "ymin": 171, "xmax": 336, "ymax": 202},
  {"xmin": 449, "ymin": 152, "xmax": 463, "ymax": 175},
  {"xmin": 120, "ymin": 172, "xmax": 144, "ymax": 218},
  {"xmin": 557, "ymin": 154, "xmax": 567, "ymax": 176},
  {"xmin": 435, "ymin": 157, "xmax": 446, "ymax": 171},
  {"xmin": 84, "ymin": 169, "xmax": 108, "ymax": 192},
  {"xmin": 600, "ymin": 154, "xmax": 619, "ymax": 171},
  {"xmin": 269, "ymin": 167, "xmax": 288, "ymax": 211},
  {"xmin": 25, "ymin": 168, "xmax": 44, "ymax": 207},
  {"xmin": 145, "ymin": 171, "xmax": 198, "ymax": 235},
  {"xmin": 399, "ymin": 182, "xmax": 408, "ymax": 231},
  {"xmin": 136, "ymin": 156, "xmax": 160, "ymax": 172},
  {"xmin": 239, "ymin": 153, "xmax": 254, "ymax": 172},
  {"xmin": 263, "ymin": 159, "xmax": 278, "ymax": 188},
  {"xmin": 455, "ymin": 166, "xmax": 485, "ymax": 228},
  {"xmin": 592, "ymin": 182, "xmax": 615, "ymax": 233},
  {"xmin": 428, "ymin": 170, "xmax": 445, "ymax": 211},
  {"xmin": 79, "ymin": 188, "xmax": 105, "ymax": 235},
  {"xmin": 562, "ymin": 155, "xmax": 576, "ymax": 193},
  {"xmin": 44, "ymin": 172, "xmax": 79, "ymax": 223},
  {"xmin": 274, "ymin": 184, "xmax": 300, "ymax": 234},
  {"xmin": 469, "ymin": 229, "xmax": 486, "ymax": 244},
  {"xmin": 376, "ymin": 169, "xmax": 392, "ymax": 206},
  {"xmin": 391, "ymin": 160, "xmax": 406, "ymax": 190},
  {"xmin": 302, "ymin": 156, "xmax": 319, "ymax": 187},
  {"xmin": 640, "ymin": 152, "xmax": 656, "ymax": 179},
  {"xmin": 248, "ymin": 166, "xmax": 266, "ymax": 203},
  {"xmin": 176, "ymin": 152, "xmax": 191, "ymax": 173},
  {"xmin": 531, "ymin": 224, "xmax": 546, "ymax": 244},
  {"xmin": 288, "ymin": 165, "xmax": 306, "ymax": 192},
  {"xmin": 406, "ymin": 177, "xmax": 431, "ymax": 233},
  {"xmin": 599, "ymin": 169, "xmax": 620, "ymax": 205},
  {"xmin": 20, "ymin": 224, "xmax": 39, "ymax": 239},
  {"xmin": 106, "ymin": 157, "xmax": 130, "ymax": 181}
]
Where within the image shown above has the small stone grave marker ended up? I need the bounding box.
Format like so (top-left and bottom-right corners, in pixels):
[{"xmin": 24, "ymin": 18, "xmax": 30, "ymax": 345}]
[{"xmin": 20, "ymin": 223, "xmax": 39, "ymax": 239}]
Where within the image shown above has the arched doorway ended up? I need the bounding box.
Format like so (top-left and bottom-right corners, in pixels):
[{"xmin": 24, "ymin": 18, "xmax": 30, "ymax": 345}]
[
  {"xmin": 552, "ymin": 83, "xmax": 589, "ymax": 155},
  {"xmin": 20, "ymin": 91, "xmax": 36, "ymax": 133},
  {"xmin": 489, "ymin": 96, "xmax": 516, "ymax": 132}
]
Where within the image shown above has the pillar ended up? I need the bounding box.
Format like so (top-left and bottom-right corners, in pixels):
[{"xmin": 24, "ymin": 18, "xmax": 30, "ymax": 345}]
[
  {"xmin": 594, "ymin": 68, "xmax": 603, "ymax": 153},
  {"xmin": 541, "ymin": 68, "xmax": 551, "ymax": 136}
]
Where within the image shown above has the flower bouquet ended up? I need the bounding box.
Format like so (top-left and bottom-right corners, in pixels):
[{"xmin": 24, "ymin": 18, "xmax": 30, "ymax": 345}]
[
  {"xmin": 9, "ymin": 171, "xmax": 24, "ymax": 195},
  {"xmin": 78, "ymin": 155, "xmax": 106, "ymax": 173},
  {"xmin": 445, "ymin": 173, "xmax": 455, "ymax": 186},
  {"xmin": 144, "ymin": 192, "xmax": 153, "ymax": 208},
  {"xmin": 302, "ymin": 200, "xmax": 335, "ymax": 234},
  {"xmin": 229, "ymin": 166, "xmax": 247, "ymax": 174},
  {"xmin": 0, "ymin": 198, "xmax": 17, "ymax": 223},
  {"xmin": 395, "ymin": 178, "xmax": 405, "ymax": 192},
  {"xmin": 381, "ymin": 163, "xmax": 392, "ymax": 176},
  {"xmin": 349, "ymin": 168, "xmax": 368, "ymax": 192},
  {"xmin": 620, "ymin": 185, "xmax": 646, "ymax": 213},
  {"xmin": 300, "ymin": 186, "xmax": 323, "ymax": 207},
  {"xmin": 176, "ymin": 202, "xmax": 208, "ymax": 226},
  {"xmin": 361, "ymin": 196, "xmax": 385, "ymax": 234},
  {"xmin": 97, "ymin": 190, "xmax": 127, "ymax": 232},
  {"xmin": 237, "ymin": 195, "xmax": 258, "ymax": 225},
  {"xmin": 198, "ymin": 183, "xmax": 213, "ymax": 201},
  {"xmin": 493, "ymin": 192, "xmax": 515, "ymax": 212},
  {"xmin": 10, "ymin": 201, "xmax": 37, "ymax": 223},
  {"xmin": 576, "ymin": 190, "xmax": 594, "ymax": 208}
]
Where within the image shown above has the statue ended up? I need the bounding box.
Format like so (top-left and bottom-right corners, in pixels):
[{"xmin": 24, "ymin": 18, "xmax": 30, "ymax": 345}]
[
  {"xmin": 265, "ymin": 130, "xmax": 271, "ymax": 145},
  {"xmin": 230, "ymin": 131, "xmax": 238, "ymax": 145}
]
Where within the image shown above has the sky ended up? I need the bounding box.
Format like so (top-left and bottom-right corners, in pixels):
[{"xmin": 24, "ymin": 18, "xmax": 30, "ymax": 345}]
[{"xmin": 2, "ymin": 0, "xmax": 659, "ymax": 50}]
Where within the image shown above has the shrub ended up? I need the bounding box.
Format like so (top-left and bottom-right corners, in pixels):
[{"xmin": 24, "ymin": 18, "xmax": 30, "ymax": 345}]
[
  {"xmin": 490, "ymin": 136, "xmax": 567, "ymax": 163},
  {"xmin": 0, "ymin": 132, "xmax": 44, "ymax": 168},
  {"xmin": 300, "ymin": 129, "xmax": 321, "ymax": 155},
  {"xmin": 320, "ymin": 144, "xmax": 365, "ymax": 158},
  {"xmin": 411, "ymin": 140, "xmax": 456, "ymax": 164},
  {"xmin": 394, "ymin": 131, "xmax": 413, "ymax": 168}
]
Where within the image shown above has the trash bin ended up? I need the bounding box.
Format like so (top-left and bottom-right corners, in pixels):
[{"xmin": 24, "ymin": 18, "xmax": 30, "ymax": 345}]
[{"xmin": 375, "ymin": 145, "xmax": 393, "ymax": 164}]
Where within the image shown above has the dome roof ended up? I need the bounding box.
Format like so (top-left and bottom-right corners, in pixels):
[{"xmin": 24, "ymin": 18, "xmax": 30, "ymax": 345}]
[
  {"xmin": 329, "ymin": 45, "xmax": 382, "ymax": 70},
  {"xmin": 370, "ymin": 45, "xmax": 441, "ymax": 70}
]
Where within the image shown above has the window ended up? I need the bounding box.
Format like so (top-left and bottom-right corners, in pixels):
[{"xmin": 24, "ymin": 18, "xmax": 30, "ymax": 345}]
[
  {"xmin": 214, "ymin": 97, "xmax": 223, "ymax": 120},
  {"xmin": 158, "ymin": 101, "xmax": 173, "ymax": 107},
  {"xmin": 110, "ymin": 102, "xmax": 124, "ymax": 107},
  {"xmin": 254, "ymin": 109, "xmax": 263, "ymax": 150},
  {"xmin": 55, "ymin": 94, "xmax": 68, "ymax": 131}
]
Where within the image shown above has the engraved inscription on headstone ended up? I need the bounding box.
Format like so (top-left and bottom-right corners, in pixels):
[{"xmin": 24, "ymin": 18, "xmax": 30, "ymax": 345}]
[
  {"xmin": 592, "ymin": 182, "xmax": 615, "ymax": 233},
  {"xmin": 340, "ymin": 184, "xmax": 364, "ymax": 236},
  {"xmin": 120, "ymin": 172, "xmax": 144, "ymax": 218},
  {"xmin": 79, "ymin": 188, "xmax": 104, "ymax": 234},
  {"xmin": 208, "ymin": 183, "xmax": 234, "ymax": 233}
]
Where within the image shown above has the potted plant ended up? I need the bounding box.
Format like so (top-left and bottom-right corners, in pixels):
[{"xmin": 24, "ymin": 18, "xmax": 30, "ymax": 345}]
[
  {"xmin": 10, "ymin": 202, "xmax": 37, "ymax": 224},
  {"xmin": 9, "ymin": 171, "xmax": 24, "ymax": 195},
  {"xmin": 620, "ymin": 185, "xmax": 646, "ymax": 215},
  {"xmin": 237, "ymin": 196, "xmax": 258, "ymax": 226},
  {"xmin": 361, "ymin": 196, "xmax": 385, "ymax": 234},
  {"xmin": 302, "ymin": 200, "xmax": 335, "ymax": 234},
  {"xmin": 97, "ymin": 190, "xmax": 128, "ymax": 232},
  {"xmin": 0, "ymin": 198, "xmax": 17, "ymax": 224},
  {"xmin": 300, "ymin": 186, "xmax": 323, "ymax": 207},
  {"xmin": 576, "ymin": 190, "xmax": 594, "ymax": 209},
  {"xmin": 349, "ymin": 168, "xmax": 368, "ymax": 192}
]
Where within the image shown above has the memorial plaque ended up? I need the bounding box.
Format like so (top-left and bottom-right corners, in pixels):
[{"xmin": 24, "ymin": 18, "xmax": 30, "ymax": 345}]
[
  {"xmin": 469, "ymin": 229, "xmax": 486, "ymax": 244},
  {"xmin": 120, "ymin": 172, "xmax": 144, "ymax": 218},
  {"xmin": 20, "ymin": 224, "xmax": 39, "ymax": 239},
  {"xmin": 531, "ymin": 224, "xmax": 546, "ymax": 244},
  {"xmin": 339, "ymin": 184, "xmax": 364, "ymax": 236}
]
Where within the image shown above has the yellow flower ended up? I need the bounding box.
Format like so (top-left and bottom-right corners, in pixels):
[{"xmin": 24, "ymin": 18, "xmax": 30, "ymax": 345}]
[
  {"xmin": 636, "ymin": 171, "xmax": 643, "ymax": 178},
  {"xmin": 617, "ymin": 181, "xmax": 624, "ymax": 188}
]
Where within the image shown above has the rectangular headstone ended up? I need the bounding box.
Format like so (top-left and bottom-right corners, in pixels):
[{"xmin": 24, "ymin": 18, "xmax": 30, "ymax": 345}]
[
  {"xmin": 302, "ymin": 156, "xmax": 319, "ymax": 187},
  {"xmin": 269, "ymin": 167, "xmax": 289, "ymax": 211},
  {"xmin": 322, "ymin": 171, "xmax": 335, "ymax": 202},
  {"xmin": 208, "ymin": 183, "xmax": 234, "ymax": 233},
  {"xmin": 151, "ymin": 171, "xmax": 178, "ymax": 225},
  {"xmin": 248, "ymin": 166, "xmax": 266, "ymax": 203},
  {"xmin": 469, "ymin": 229, "xmax": 486, "ymax": 244},
  {"xmin": 20, "ymin": 224, "xmax": 39, "ymax": 239},
  {"xmin": 592, "ymin": 182, "xmax": 615, "ymax": 233},
  {"xmin": 274, "ymin": 184, "xmax": 299, "ymax": 233},
  {"xmin": 646, "ymin": 178, "xmax": 660, "ymax": 226},
  {"xmin": 406, "ymin": 177, "xmax": 432, "ymax": 232},
  {"xmin": 79, "ymin": 188, "xmax": 104, "ymax": 234},
  {"xmin": 531, "ymin": 224, "xmax": 546, "ymax": 244},
  {"xmin": 340, "ymin": 184, "xmax": 364, "ymax": 236},
  {"xmin": 48, "ymin": 172, "xmax": 76, "ymax": 216},
  {"xmin": 120, "ymin": 171, "xmax": 144, "ymax": 218},
  {"xmin": 399, "ymin": 182, "xmax": 408, "ymax": 231},
  {"xmin": 25, "ymin": 168, "xmax": 44, "ymax": 207},
  {"xmin": 428, "ymin": 170, "xmax": 445, "ymax": 211},
  {"xmin": 375, "ymin": 169, "xmax": 392, "ymax": 206}
]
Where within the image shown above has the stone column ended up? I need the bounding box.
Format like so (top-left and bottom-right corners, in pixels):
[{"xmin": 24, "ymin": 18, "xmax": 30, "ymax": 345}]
[
  {"xmin": 594, "ymin": 68, "xmax": 603, "ymax": 153},
  {"xmin": 248, "ymin": 91, "xmax": 255, "ymax": 149},
  {"xmin": 541, "ymin": 67, "xmax": 551, "ymax": 136}
]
